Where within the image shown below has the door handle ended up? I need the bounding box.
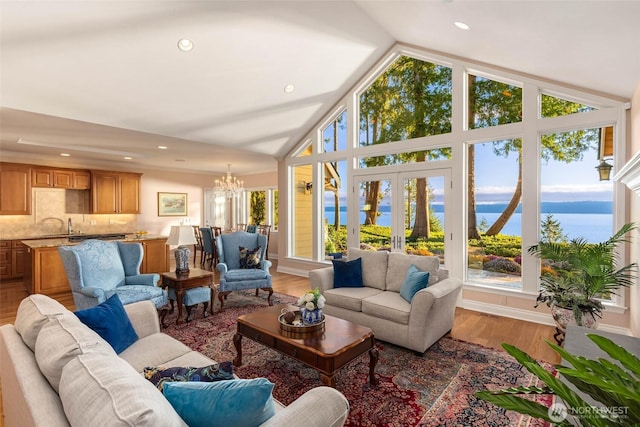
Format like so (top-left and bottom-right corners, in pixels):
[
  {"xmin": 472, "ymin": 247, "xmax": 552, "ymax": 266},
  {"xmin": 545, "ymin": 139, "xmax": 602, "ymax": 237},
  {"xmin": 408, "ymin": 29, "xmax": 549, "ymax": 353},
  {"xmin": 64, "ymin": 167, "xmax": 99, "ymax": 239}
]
[{"xmin": 392, "ymin": 235, "xmax": 396, "ymax": 249}]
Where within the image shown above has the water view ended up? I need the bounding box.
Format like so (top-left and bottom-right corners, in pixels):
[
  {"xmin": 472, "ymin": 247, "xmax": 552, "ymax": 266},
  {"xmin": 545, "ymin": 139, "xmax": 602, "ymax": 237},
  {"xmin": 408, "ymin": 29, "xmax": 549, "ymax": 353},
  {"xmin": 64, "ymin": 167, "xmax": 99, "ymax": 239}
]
[{"xmin": 325, "ymin": 201, "xmax": 613, "ymax": 242}]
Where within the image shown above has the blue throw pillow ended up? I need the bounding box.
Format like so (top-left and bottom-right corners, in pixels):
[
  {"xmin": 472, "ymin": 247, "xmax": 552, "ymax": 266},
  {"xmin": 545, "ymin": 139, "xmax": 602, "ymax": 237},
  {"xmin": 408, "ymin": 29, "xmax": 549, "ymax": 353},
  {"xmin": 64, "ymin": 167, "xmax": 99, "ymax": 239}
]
[
  {"xmin": 399, "ymin": 264, "xmax": 430, "ymax": 302},
  {"xmin": 164, "ymin": 378, "xmax": 276, "ymax": 427},
  {"xmin": 332, "ymin": 257, "xmax": 363, "ymax": 288},
  {"xmin": 74, "ymin": 294, "xmax": 138, "ymax": 353}
]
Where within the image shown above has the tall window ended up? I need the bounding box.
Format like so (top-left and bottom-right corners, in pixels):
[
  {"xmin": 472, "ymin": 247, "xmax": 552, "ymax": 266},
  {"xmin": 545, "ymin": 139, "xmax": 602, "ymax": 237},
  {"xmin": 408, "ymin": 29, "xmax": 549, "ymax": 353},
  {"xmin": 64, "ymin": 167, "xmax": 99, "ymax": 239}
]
[
  {"xmin": 287, "ymin": 45, "xmax": 625, "ymax": 307},
  {"xmin": 467, "ymin": 139, "xmax": 523, "ymax": 289},
  {"xmin": 540, "ymin": 127, "xmax": 613, "ymax": 243},
  {"xmin": 323, "ymin": 160, "xmax": 347, "ymax": 257}
]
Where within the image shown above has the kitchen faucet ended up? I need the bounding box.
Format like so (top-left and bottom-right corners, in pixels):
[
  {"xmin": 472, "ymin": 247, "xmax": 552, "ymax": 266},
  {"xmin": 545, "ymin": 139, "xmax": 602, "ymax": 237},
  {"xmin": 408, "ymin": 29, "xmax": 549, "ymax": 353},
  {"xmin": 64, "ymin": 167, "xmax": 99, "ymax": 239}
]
[{"xmin": 68, "ymin": 218, "xmax": 73, "ymax": 235}]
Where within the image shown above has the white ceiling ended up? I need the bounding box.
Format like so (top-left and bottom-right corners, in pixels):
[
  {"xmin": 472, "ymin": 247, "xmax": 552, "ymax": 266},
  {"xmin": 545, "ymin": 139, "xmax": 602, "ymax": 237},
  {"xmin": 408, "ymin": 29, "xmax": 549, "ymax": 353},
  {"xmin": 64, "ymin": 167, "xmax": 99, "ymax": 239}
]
[{"xmin": 1, "ymin": 1, "xmax": 639, "ymax": 176}]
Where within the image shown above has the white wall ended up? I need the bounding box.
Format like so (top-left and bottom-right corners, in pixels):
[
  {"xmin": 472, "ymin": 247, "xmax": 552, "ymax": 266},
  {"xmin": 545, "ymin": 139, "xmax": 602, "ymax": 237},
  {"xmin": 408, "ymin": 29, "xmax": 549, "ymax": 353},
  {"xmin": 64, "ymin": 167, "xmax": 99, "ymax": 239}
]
[{"xmin": 628, "ymin": 81, "xmax": 640, "ymax": 336}]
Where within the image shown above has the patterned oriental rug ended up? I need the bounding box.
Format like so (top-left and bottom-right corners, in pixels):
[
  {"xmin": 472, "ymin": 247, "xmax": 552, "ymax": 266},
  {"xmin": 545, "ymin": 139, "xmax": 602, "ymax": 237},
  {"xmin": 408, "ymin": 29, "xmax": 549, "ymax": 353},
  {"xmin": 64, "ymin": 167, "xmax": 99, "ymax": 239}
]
[{"xmin": 162, "ymin": 291, "xmax": 553, "ymax": 427}]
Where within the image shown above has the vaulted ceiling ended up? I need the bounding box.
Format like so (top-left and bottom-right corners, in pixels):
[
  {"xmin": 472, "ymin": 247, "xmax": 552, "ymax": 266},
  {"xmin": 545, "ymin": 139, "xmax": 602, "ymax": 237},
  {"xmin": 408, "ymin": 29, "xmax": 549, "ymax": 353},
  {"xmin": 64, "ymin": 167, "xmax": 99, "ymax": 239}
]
[{"xmin": 1, "ymin": 1, "xmax": 639, "ymax": 175}]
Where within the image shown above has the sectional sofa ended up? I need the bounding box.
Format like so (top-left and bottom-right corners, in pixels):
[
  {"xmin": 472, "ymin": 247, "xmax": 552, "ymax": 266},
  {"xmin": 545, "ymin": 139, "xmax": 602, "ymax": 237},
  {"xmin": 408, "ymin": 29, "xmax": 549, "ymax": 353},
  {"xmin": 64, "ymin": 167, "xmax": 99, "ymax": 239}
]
[{"xmin": 0, "ymin": 294, "xmax": 349, "ymax": 427}]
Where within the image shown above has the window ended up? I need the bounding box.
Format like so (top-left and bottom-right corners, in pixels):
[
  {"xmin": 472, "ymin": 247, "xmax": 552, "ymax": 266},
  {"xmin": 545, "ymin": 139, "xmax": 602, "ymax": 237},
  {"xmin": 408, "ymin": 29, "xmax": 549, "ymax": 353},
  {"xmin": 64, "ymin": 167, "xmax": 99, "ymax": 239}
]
[
  {"xmin": 360, "ymin": 55, "xmax": 452, "ymax": 147},
  {"xmin": 286, "ymin": 45, "xmax": 626, "ymax": 311},
  {"xmin": 358, "ymin": 148, "xmax": 450, "ymax": 169},
  {"xmin": 322, "ymin": 111, "xmax": 347, "ymax": 153},
  {"xmin": 540, "ymin": 127, "xmax": 613, "ymax": 243},
  {"xmin": 468, "ymin": 74, "xmax": 522, "ymax": 129},
  {"xmin": 467, "ymin": 139, "xmax": 523, "ymax": 289},
  {"xmin": 540, "ymin": 93, "xmax": 596, "ymax": 118},
  {"xmin": 323, "ymin": 160, "xmax": 347, "ymax": 257}
]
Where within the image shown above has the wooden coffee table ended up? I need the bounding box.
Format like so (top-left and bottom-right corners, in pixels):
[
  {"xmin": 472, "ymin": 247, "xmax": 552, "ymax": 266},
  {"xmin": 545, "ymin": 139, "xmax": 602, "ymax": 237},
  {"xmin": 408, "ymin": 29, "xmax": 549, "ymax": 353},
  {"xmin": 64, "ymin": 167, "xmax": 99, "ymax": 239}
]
[
  {"xmin": 161, "ymin": 268, "xmax": 215, "ymax": 324},
  {"xmin": 233, "ymin": 304, "xmax": 378, "ymax": 387}
]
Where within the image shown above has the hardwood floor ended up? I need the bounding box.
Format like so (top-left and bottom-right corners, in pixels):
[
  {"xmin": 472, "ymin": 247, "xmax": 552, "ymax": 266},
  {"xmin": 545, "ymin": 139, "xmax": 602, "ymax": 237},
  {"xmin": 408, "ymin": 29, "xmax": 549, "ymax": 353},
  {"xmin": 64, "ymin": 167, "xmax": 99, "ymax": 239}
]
[{"xmin": 0, "ymin": 261, "xmax": 560, "ymax": 426}]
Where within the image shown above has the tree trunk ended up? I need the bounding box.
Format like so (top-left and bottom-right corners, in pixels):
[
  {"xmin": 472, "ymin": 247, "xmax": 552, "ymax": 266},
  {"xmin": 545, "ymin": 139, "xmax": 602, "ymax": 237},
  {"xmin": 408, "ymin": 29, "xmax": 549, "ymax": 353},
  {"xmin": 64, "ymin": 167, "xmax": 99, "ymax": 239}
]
[
  {"xmin": 467, "ymin": 74, "xmax": 481, "ymax": 240},
  {"xmin": 364, "ymin": 181, "xmax": 380, "ymax": 225},
  {"xmin": 409, "ymin": 177, "xmax": 429, "ymax": 239},
  {"xmin": 468, "ymin": 145, "xmax": 481, "ymax": 240},
  {"xmin": 485, "ymin": 156, "xmax": 523, "ymax": 236}
]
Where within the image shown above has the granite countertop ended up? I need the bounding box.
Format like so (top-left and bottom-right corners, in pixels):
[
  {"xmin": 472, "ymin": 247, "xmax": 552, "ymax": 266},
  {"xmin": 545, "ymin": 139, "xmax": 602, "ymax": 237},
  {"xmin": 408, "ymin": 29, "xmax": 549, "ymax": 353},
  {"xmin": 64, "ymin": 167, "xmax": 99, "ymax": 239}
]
[{"xmin": 21, "ymin": 234, "xmax": 168, "ymax": 249}]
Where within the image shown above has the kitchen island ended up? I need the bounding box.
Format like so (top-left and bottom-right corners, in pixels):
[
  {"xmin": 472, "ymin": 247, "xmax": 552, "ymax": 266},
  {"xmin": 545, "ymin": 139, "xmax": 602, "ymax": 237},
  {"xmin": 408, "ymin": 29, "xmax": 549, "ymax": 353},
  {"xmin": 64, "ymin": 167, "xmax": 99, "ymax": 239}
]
[{"xmin": 22, "ymin": 234, "xmax": 169, "ymax": 296}]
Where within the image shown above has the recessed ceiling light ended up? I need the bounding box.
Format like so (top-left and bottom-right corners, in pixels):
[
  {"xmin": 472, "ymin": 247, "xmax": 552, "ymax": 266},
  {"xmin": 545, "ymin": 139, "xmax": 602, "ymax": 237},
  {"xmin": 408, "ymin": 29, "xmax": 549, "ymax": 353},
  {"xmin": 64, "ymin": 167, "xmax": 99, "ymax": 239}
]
[
  {"xmin": 60, "ymin": 153, "xmax": 71, "ymax": 157},
  {"xmin": 177, "ymin": 39, "xmax": 194, "ymax": 52},
  {"xmin": 454, "ymin": 21, "xmax": 470, "ymax": 30},
  {"xmin": 124, "ymin": 156, "xmax": 133, "ymax": 160},
  {"xmin": 284, "ymin": 84, "xmax": 295, "ymax": 93},
  {"xmin": 158, "ymin": 145, "xmax": 168, "ymax": 149}
]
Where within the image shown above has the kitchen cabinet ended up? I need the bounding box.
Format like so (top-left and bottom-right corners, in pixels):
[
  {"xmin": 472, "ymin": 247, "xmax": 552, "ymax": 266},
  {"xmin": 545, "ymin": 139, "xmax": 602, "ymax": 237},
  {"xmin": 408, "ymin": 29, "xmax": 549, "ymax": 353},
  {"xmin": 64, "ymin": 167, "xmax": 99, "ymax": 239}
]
[
  {"xmin": 32, "ymin": 167, "xmax": 91, "ymax": 189},
  {"xmin": 91, "ymin": 171, "xmax": 141, "ymax": 214},
  {"xmin": 24, "ymin": 246, "xmax": 70, "ymax": 295},
  {"xmin": 0, "ymin": 163, "xmax": 31, "ymax": 215},
  {"xmin": 12, "ymin": 240, "xmax": 25, "ymax": 278},
  {"xmin": 23, "ymin": 236, "xmax": 167, "ymax": 295},
  {"xmin": 0, "ymin": 240, "xmax": 10, "ymax": 279},
  {"xmin": 139, "ymin": 238, "xmax": 170, "ymax": 275},
  {"xmin": 0, "ymin": 240, "xmax": 27, "ymax": 280}
]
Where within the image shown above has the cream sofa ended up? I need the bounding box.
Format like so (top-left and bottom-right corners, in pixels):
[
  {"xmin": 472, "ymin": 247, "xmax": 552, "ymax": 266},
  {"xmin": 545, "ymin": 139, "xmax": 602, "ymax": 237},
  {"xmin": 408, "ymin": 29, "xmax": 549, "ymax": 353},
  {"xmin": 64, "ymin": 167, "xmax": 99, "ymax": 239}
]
[
  {"xmin": 0, "ymin": 294, "xmax": 349, "ymax": 427},
  {"xmin": 309, "ymin": 248, "xmax": 463, "ymax": 353}
]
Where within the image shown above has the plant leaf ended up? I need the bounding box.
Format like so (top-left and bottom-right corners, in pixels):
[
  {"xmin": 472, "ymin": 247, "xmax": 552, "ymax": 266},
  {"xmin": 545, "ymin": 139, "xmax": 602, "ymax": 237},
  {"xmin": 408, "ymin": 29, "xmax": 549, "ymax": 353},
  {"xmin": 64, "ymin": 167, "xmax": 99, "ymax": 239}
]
[
  {"xmin": 474, "ymin": 391, "xmax": 570, "ymax": 424},
  {"xmin": 482, "ymin": 385, "xmax": 554, "ymax": 395},
  {"xmin": 502, "ymin": 343, "xmax": 609, "ymax": 427},
  {"xmin": 587, "ymin": 334, "xmax": 640, "ymax": 379}
]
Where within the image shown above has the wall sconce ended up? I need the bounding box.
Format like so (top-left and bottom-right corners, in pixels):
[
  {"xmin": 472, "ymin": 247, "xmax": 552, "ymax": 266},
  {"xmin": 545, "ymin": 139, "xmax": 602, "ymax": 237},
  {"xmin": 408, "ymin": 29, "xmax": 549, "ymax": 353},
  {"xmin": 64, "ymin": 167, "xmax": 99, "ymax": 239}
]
[
  {"xmin": 596, "ymin": 159, "xmax": 613, "ymax": 181},
  {"xmin": 304, "ymin": 181, "xmax": 313, "ymax": 194}
]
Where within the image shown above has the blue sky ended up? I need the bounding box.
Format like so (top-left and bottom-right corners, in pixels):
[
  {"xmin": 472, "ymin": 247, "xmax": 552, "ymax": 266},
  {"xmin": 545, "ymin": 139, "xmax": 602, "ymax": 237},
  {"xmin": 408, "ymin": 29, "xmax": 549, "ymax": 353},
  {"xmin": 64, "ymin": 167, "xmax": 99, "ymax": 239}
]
[{"xmin": 474, "ymin": 142, "xmax": 613, "ymax": 203}]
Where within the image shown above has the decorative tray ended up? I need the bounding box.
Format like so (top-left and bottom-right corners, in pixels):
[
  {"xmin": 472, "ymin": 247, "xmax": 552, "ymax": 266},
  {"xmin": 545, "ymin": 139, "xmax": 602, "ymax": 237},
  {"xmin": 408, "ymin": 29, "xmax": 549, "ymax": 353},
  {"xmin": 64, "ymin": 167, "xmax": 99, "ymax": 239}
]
[{"xmin": 278, "ymin": 310, "xmax": 325, "ymax": 333}]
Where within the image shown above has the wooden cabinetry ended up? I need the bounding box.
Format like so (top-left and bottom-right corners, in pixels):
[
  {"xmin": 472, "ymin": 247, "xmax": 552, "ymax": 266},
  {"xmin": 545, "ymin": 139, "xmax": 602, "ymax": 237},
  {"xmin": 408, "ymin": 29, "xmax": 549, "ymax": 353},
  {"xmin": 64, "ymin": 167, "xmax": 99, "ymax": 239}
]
[
  {"xmin": 1, "ymin": 240, "xmax": 27, "ymax": 280},
  {"xmin": 12, "ymin": 241, "xmax": 25, "ymax": 278},
  {"xmin": 0, "ymin": 241, "xmax": 10, "ymax": 279},
  {"xmin": 91, "ymin": 171, "xmax": 141, "ymax": 214},
  {"xmin": 25, "ymin": 246, "xmax": 70, "ymax": 295},
  {"xmin": 23, "ymin": 237, "xmax": 167, "ymax": 295},
  {"xmin": 139, "ymin": 238, "xmax": 170, "ymax": 275},
  {"xmin": 32, "ymin": 167, "xmax": 91, "ymax": 189},
  {"xmin": 0, "ymin": 163, "xmax": 31, "ymax": 215}
]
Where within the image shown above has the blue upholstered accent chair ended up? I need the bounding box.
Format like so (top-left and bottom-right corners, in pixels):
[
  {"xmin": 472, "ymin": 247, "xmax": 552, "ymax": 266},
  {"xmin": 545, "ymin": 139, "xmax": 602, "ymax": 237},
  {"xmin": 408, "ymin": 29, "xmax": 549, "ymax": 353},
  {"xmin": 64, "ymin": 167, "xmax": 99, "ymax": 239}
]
[
  {"xmin": 200, "ymin": 227, "xmax": 216, "ymax": 268},
  {"xmin": 168, "ymin": 287, "xmax": 212, "ymax": 322},
  {"xmin": 215, "ymin": 231, "xmax": 272, "ymax": 309},
  {"xmin": 58, "ymin": 239, "xmax": 166, "ymax": 312}
]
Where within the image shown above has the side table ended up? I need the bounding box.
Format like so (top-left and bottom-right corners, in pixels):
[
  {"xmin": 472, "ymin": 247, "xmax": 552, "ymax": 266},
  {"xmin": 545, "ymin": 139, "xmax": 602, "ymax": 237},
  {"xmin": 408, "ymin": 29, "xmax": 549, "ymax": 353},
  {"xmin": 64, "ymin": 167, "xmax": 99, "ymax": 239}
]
[{"xmin": 161, "ymin": 268, "xmax": 215, "ymax": 324}]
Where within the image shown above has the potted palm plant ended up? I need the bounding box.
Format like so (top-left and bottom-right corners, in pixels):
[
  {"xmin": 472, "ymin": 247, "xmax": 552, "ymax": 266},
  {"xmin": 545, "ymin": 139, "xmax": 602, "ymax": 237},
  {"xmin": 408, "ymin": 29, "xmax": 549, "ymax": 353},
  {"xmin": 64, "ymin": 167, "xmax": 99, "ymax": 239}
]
[{"xmin": 527, "ymin": 222, "xmax": 637, "ymax": 334}]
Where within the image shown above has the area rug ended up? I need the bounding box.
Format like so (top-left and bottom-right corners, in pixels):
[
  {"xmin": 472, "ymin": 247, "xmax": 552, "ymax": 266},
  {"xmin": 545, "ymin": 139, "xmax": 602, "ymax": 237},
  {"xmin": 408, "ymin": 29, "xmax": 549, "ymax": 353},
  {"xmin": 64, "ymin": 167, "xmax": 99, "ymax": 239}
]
[{"xmin": 162, "ymin": 290, "xmax": 554, "ymax": 426}]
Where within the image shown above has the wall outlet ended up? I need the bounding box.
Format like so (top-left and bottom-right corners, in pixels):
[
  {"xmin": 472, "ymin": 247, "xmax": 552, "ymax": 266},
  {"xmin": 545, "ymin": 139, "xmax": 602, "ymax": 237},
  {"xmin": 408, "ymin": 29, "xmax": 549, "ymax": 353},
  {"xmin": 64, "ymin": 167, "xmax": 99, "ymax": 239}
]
[
  {"xmin": 109, "ymin": 219, "xmax": 115, "ymax": 225},
  {"xmin": 90, "ymin": 220, "xmax": 96, "ymax": 225}
]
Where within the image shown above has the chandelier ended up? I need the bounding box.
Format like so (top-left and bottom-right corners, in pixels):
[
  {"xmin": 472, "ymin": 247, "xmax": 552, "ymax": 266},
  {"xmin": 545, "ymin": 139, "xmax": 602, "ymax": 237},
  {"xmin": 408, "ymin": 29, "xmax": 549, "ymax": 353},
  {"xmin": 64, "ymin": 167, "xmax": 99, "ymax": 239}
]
[{"xmin": 214, "ymin": 164, "xmax": 244, "ymax": 199}]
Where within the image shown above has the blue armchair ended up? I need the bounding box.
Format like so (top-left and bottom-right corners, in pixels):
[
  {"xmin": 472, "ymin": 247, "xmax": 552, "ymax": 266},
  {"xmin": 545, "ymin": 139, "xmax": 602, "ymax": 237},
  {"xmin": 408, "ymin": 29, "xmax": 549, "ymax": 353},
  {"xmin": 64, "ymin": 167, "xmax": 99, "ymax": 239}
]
[
  {"xmin": 58, "ymin": 239, "xmax": 166, "ymax": 311},
  {"xmin": 215, "ymin": 231, "xmax": 272, "ymax": 309}
]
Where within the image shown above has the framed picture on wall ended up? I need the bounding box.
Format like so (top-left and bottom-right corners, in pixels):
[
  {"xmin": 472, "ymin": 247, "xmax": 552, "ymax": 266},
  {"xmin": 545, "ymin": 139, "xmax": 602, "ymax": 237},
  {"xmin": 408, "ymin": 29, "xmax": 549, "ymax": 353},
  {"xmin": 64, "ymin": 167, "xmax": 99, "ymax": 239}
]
[{"xmin": 158, "ymin": 192, "xmax": 188, "ymax": 216}]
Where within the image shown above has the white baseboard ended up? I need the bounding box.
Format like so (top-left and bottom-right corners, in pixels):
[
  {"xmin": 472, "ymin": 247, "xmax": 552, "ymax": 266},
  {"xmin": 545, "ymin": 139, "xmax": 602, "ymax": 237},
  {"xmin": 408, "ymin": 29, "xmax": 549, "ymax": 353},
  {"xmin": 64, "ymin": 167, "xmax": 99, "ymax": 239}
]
[
  {"xmin": 460, "ymin": 299, "xmax": 632, "ymax": 336},
  {"xmin": 276, "ymin": 265, "xmax": 309, "ymax": 277}
]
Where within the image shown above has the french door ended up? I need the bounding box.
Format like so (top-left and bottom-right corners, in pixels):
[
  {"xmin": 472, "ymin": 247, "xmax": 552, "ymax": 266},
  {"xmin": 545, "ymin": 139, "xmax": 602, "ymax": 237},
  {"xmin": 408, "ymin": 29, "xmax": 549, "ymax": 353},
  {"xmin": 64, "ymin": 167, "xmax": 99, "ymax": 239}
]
[{"xmin": 352, "ymin": 168, "xmax": 450, "ymax": 264}]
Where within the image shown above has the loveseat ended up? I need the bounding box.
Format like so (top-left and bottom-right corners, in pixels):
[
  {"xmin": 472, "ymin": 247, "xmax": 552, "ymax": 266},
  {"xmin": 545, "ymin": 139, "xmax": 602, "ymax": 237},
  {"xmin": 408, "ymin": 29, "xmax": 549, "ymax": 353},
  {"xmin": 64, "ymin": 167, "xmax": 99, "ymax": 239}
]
[
  {"xmin": 0, "ymin": 294, "xmax": 349, "ymax": 427},
  {"xmin": 309, "ymin": 248, "xmax": 463, "ymax": 353}
]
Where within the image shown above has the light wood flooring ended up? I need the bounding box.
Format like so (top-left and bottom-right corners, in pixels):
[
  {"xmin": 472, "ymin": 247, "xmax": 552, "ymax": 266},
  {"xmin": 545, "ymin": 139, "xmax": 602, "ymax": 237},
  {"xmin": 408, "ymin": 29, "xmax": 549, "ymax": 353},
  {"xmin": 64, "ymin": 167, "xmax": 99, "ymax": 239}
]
[{"xmin": 0, "ymin": 260, "xmax": 560, "ymax": 426}]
